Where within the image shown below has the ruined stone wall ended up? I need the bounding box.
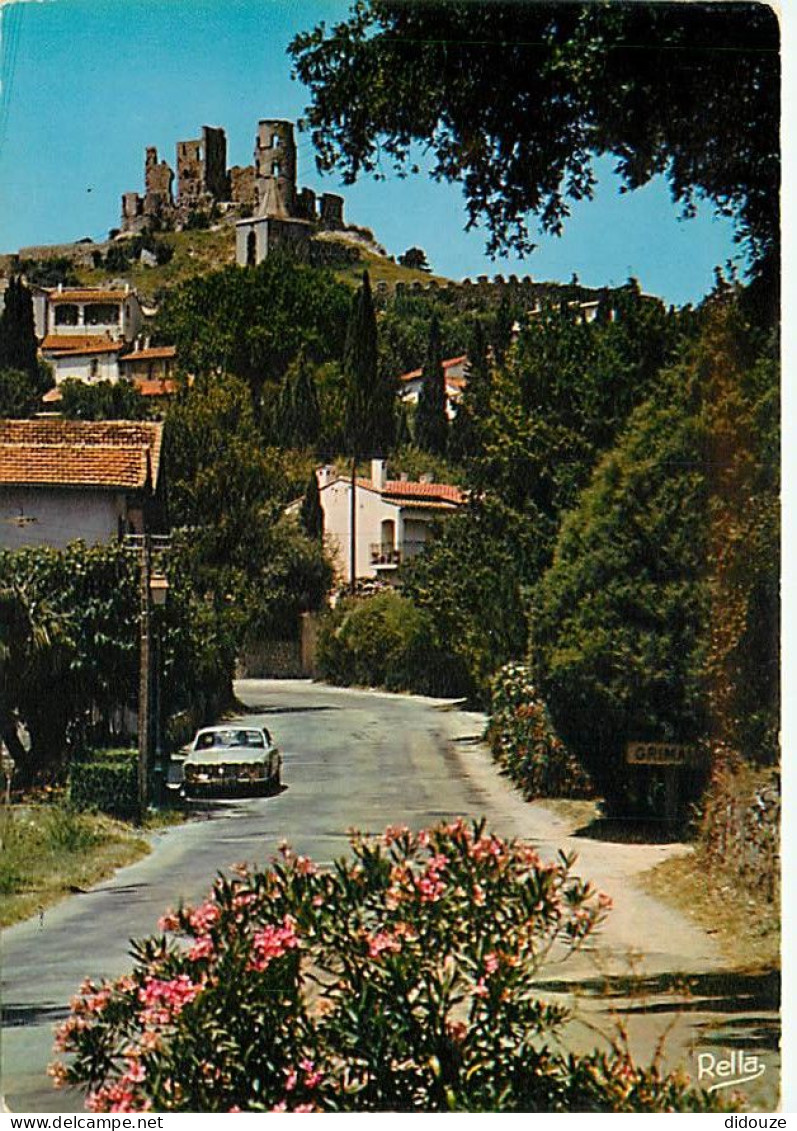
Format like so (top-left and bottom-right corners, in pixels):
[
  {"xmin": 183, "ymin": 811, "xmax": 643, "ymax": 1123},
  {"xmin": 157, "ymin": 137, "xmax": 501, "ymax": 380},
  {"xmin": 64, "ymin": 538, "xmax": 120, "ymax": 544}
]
[
  {"xmin": 254, "ymin": 120, "xmax": 297, "ymax": 217},
  {"xmin": 319, "ymin": 192, "xmax": 344, "ymax": 230},
  {"xmin": 176, "ymin": 138, "xmax": 205, "ymax": 204},
  {"xmin": 229, "ymin": 164, "xmax": 256, "ymax": 207},
  {"xmin": 202, "ymin": 126, "xmax": 228, "ymax": 200},
  {"xmin": 145, "ymin": 147, "xmax": 174, "ymax": 200}
]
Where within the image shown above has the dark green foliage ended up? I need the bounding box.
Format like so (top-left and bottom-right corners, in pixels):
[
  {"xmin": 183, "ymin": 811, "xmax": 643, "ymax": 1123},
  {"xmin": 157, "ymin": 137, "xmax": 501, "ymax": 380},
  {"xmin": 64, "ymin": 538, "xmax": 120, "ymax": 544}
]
[
  {"xmin": 103, "ymin": 244, "xmax": 132, "ymax": 273},
  {"xmin": 0, "ymin": 367, "xmax": 41, "ymax": 417},
  {"xmin": 470, "ymin": 284, "xmax": 686, "ymax": 571},
  {"xmin": 164, "ymin": 376, "xmax": 332, "ymax": 643},
  {"xmin": 70, "ymin": 750, "xmax": 138, "ymax": 820},
  {"xmin": 397, "ymin": 247, "xmax": 431, "ymax": 272},
  {"xmin": 448, "ymin": 319, "xmax": 491, "ymax": 461},
  {"xmin": 0, "ymin": 541, "xmax": 236, "ymax": 787},
  {"xmin": 415, "ymin": 314, "xmax": 448, "ymax": 455},
  {"xmin": 300, "ymin": 472, "xmax": 324, "ymax": 540},
  {"xmin": 343, "ymin": 271, "xmax": 393, "ymax": 456},
  {"xmin": 58, "ymin": 378, "xmax": 150, "ymax": 420},
  {"xmin": 0, "ymin": 276, "xmax": 39, "ymax": 378},
  {"xmin": 491, "ymin": 292, "xmax": 514, "ymax": 367},
  {"xmin": 273, "ymin": 352, "xmax": 322, "ymax": 449},
  {"xmin": 316, "ymin": 592, "xmax": 466, "ymax": 696},
  {"xmin": 155, "ymin": 256, "xmax": 350, "ymax": 405},
  {"xmin": 401, "ymin": 499, "xmax": 532, "ymax": 703},
  {"xmin": 16, "ymin": 256, "xmax": 80, "ymax": 288},
  {"xmin": 291, "ymin": 2, "xmax": 778, "ymax": 269},
  {"xmin": 487, "ymin": 664, "xmax": 593, "ymax": 800},
  {"xmin": 530, "ymin": 297, "xmax": 778, "ymax": 812}
]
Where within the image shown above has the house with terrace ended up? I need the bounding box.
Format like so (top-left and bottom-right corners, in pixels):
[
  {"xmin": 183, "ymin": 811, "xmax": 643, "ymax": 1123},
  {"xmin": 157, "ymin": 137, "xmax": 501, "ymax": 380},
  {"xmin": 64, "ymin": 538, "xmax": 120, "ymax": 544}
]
[{"xmin": 314, "ymin": 459, "xmax": 464, "ymax": 584}]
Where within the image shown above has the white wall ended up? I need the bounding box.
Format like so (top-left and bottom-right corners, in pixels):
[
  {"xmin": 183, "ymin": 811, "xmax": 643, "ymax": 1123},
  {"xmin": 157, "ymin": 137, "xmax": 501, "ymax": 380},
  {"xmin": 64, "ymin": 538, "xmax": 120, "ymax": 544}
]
[
  {"xmin": 320, "ymin": 478, "xmax": 406, "ymax": 582},
  {"xmin": 50, "ymin": 352, "xmax": 121, "ymax": 385},
  {"xmin": 0, "ymin": 488, "xmax": 129, "ymax": 550}
]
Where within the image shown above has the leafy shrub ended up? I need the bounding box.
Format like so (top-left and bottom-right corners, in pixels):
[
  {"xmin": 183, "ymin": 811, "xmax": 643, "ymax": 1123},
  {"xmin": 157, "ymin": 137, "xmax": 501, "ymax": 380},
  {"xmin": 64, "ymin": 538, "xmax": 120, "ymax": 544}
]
[
  {"xmin": 487, "ymin": 664, "xmax": 592, "ymax": 799},
  {"xmin": 52, "ymin": 819, "xmax": 733, "ymax": 1112},
  {"xmin": 316, "ymin": 592, "xmax": 466, "ymax": 696},
  {"xmin": 70, "ymin": 749, "xmax": 138, "ymax": 820}
]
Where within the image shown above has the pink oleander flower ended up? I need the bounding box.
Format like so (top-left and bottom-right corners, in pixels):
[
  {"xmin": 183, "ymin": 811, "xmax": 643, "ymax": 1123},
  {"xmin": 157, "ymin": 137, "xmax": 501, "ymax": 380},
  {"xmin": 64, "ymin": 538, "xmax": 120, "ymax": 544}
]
[
  {"xmin": 472, "ymin": 884, "xmax": 485, "ymax": 906},
  {"xmin": 284, "ymin": 1068, "xmax": 298, "ymax": 1092},
  {"xmin": 294, "ymin": 1104, "xmax": 316, "ymax": 1112},
  {"xmin": 248, "ymin": 915, "xmax": 300, "ymax": 972},
  {"xmin": 54, "ymin": 1015, "xmax": 88, "ymax": 1051},
  {"xmin": 233, "ymin": 892, "xmax": 257, "ymax": 909},
  {"xmin": 299, "ymin": 1059, "xmax": 323, "ymax": 1089},
  {"xmin": 294, "ymin": 855, "xmax": 317, "ymax": 875},
  {"xmin": 138, "ymin": 973, "xmax": 201, "ymax": 1020},
  {"xmin": 367, "ymin": 931, "xmax": 402, "ymax": 959},
  {"xmin": 188, "ymin": 901, "xmax": 220, "ymax": 934},
  {"xmin": 271, "ymin": 1101, "xmax": 288, "ymax": 1112},
  {"xmin": 188, "ymin": 935, "xmax": 215, "ymax": 962},
  {"xmin": 158, "ymin": 909, "xmax": 180, "ymax": 932},
  {"xmin": 483, "ymin": 952, "xmax": 500, "ymax": 975},
  {"xmin": 47, "ymin": 1061, "xmax": 69, "ymax": 1088},
  {"xmin": 473, "ymin": 977, "xmax": 489, "ymax": 998}
]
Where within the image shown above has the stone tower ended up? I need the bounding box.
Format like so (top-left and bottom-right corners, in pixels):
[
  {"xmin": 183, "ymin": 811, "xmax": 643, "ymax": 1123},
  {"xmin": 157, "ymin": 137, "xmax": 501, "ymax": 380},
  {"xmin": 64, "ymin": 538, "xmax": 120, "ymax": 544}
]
[{"xmin": 254, "ymin": 120, "xmax": 297, "ymax": 217}]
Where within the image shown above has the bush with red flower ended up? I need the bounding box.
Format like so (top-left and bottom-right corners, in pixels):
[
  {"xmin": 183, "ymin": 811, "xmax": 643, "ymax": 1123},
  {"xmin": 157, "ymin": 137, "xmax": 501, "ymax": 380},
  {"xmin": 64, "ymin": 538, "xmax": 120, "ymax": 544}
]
[{"xmin": 52, "ymin": 820, "xmax": 734, "ymax": 1112}]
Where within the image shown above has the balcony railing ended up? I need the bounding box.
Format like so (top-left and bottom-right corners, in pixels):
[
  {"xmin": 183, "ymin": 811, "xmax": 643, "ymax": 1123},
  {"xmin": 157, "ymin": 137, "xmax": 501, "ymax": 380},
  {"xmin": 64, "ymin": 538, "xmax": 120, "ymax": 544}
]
[{"xmin": 369, "ymin": 541, "xmax": 428, "ymax": 567}]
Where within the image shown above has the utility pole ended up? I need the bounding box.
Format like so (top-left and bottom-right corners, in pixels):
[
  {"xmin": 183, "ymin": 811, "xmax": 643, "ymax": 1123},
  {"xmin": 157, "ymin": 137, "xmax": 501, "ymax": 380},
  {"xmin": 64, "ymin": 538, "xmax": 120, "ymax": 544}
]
[
  {"xmin": 137, "ymin": 533, "xmax": 152, "ymax": 822},
  {"xmin": 350, "ymin": 456, "xmax": 357, "ymax": 593},
  {"xmin": 126, "ymin": 533, "xmax": 170, "ymax": 823}
]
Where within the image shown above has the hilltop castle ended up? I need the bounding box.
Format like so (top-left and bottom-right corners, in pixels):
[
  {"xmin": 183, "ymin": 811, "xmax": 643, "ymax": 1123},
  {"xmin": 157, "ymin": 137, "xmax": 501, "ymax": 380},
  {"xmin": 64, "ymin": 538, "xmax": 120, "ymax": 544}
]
[{"xmin": 121, "ymin": 119, "xmax": 345, "ymax": 263}]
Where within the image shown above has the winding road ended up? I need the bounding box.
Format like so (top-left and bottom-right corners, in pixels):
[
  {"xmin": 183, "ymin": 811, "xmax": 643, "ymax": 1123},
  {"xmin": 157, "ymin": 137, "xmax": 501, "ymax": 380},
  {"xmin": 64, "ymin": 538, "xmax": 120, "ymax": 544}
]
[{"xmin": 0, "ymin": 680, "xmax": 780, "ymax": 1111}]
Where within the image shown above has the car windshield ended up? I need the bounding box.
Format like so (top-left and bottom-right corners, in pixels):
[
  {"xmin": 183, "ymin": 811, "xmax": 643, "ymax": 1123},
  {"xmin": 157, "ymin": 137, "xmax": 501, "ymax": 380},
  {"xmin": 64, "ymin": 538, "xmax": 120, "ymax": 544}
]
[{"xmin": 195, "ymin": 729, "xmax": 265, "ymax": 750}]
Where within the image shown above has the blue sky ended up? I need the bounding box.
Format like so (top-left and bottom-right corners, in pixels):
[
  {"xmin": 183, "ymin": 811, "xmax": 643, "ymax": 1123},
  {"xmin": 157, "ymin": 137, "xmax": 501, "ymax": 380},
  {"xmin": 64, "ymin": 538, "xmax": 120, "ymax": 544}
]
[{"xmin": 0, "ymin": 0, "xmax": 752, "ymax": 305}]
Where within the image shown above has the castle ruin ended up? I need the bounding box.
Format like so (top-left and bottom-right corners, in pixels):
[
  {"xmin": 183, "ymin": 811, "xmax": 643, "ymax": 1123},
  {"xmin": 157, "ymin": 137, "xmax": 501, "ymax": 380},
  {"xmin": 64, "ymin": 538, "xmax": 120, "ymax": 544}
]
[{"xmin": 121, "ymin": 119, "xmax": 345, "ymax": 263}]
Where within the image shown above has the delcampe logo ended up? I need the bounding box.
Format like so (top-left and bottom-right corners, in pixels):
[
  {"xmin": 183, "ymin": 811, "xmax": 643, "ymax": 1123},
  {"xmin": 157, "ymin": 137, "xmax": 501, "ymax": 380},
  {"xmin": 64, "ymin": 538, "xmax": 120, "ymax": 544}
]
[{"xmin": 697, "ymin": 1050, "xmax": 767, "ymax": 1093}]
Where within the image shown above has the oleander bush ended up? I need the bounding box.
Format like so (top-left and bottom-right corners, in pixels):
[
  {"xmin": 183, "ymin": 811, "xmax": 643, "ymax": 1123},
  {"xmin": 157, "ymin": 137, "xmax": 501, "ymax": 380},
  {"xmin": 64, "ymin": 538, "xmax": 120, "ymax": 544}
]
[
  {"xmin": 488, "ymin": 664, "xmax": 592, "ymax": 799},
  {"xmin": 53, "ymin": 820, "xmax": 734, "ymax": 1113}
]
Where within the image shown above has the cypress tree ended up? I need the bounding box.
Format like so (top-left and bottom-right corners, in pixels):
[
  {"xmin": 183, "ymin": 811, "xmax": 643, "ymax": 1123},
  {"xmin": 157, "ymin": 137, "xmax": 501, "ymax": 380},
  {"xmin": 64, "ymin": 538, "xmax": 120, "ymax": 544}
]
[
  {"xmin": 0, "ymin": 276, "xmax": 39, "ymax": 378},
  {"xmin": 415, "ymin": 314, "xmax": 448, "ymax": 455},
  {"xmin": 274, "ymin": 351, "xmax": 321, "ymax": 448},
  {"xmin": 300, "ymin": 471, "xmax": 324, "ymax": 540}
]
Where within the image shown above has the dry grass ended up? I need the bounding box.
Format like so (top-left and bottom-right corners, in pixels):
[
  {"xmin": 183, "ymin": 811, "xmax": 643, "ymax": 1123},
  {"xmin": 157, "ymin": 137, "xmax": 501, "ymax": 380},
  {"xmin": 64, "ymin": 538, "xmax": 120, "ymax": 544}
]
[
  {"xmin": 0, "ymin": 805, "xmax": 150, "ymax": 929},
  {"xmin": 642, "ymin": 852, "xmax": 780, "ymax": 970}
]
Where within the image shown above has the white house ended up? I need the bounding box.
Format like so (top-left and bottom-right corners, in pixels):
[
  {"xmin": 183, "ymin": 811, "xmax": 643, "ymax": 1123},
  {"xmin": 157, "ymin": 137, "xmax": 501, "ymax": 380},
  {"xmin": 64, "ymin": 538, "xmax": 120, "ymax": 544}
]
[
  {"xmin": 397, "ymin": 355, "xmax": 468, "ymax": 419},
  {"xmin": 38, "ymin": 285, "xmax": 145, "ymax": 387},
  {"xmin": 0, "ymin": 418, "xmax": 166, "ymax": 550},
  {"xmin": 316, "ymin": 458, "xmax": 464, "ymax": 583}
]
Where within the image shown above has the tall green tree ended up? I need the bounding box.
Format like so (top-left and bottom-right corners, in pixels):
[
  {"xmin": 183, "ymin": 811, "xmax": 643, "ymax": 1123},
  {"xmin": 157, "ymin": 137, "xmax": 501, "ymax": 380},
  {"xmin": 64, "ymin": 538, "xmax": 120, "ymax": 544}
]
[
  {"xmin": 155, "ymin": 256, "xmax": 350, "ymax": 405},
  {"xmin": 415, "ymin": 314, "xmax": 448, "ymax": 455},
  {"xmin": 273, "ymin": 351, "xmax": 322, "ymax": 449},
  {"xmin": 291, "ymin": 3, "xmax": 778, "ymax": 274},
  {"xmin": 58, "ymin": 378, "xmax": 150, "ymax": 421},
  {"xmin": 0, "ymin": 276, "xmax": 39, "ymax": 378},
  {"xmin": 448, "ymin": 319, "xmax": 491, "ymax": 461},
  {"xmin": 299, "ymin": 471, "xmax": 324, "ymax": 541}
]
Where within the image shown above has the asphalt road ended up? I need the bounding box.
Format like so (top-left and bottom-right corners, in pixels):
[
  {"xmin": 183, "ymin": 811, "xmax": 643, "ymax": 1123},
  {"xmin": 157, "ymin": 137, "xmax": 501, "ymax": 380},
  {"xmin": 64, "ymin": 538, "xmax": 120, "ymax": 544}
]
[{"xmin": 0, "ymin": 680, "xmax": 780, "ymax": 1111}]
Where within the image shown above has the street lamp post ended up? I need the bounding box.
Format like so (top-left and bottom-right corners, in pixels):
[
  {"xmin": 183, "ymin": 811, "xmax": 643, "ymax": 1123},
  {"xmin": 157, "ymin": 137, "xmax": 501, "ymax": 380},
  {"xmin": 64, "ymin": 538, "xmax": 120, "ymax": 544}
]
[{"xmin": 126, "ymin": 533, "xmax": 170, "ymax": 823}]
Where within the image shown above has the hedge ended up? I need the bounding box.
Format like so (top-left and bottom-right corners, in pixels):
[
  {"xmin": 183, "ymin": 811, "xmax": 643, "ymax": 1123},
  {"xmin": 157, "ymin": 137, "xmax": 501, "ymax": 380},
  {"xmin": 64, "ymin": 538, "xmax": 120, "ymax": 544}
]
[{"xmin": 69, "ymin": 748, "xmax": 138, "ymax": 820}]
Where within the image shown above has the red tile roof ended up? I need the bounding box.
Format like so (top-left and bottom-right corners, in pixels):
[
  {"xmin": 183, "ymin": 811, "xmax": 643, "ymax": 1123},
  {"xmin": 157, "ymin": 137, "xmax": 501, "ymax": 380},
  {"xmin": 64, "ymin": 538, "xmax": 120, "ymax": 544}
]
[
  {"xmin": 353, "ymin": 477, "xmax": 464, "ymax": 506},
  {"xmin": 120, "ymin": 346, "xmax": 177, "ymax": 362},
  {"xmin": 398, "ymin": 355, "xmax": 468, "ymax": 384},
  {"xmin": 41, "ymin": 334, "xmax": 124, "ymax": 354},
  {"xmin": 48, "ymin": 289, "xmax": 129, "ymax": 304},
  {"xmin": 0, "ymin": 419, "xmax": 163, "ymax": 491}
]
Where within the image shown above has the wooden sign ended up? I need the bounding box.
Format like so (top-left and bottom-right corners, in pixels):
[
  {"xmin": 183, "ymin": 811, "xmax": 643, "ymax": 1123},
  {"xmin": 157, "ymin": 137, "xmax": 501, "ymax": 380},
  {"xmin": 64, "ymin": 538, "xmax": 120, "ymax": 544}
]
[{"xmin": 626, "ymin": 741, "xmax": 695, "ymax": 766}]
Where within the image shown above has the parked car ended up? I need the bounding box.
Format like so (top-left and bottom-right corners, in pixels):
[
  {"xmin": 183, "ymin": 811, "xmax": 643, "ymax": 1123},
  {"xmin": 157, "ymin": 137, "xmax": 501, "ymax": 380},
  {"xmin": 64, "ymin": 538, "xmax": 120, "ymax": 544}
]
[{"xmin": 182, "ymin": 725, "xmax": 281, "ymax": 796}]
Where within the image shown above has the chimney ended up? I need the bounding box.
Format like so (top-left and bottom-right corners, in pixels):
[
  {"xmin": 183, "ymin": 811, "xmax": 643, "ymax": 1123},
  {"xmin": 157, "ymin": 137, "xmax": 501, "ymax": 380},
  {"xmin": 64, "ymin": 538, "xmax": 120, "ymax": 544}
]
[
  {"xmin": 371, "ymin": 458, "xmax": 386, "ymax": 490},
  {"xmin": 419, "ymin": 473, "xmax": 433, "ymax": 484},
  {"xmin": 317, "ymin": 464, "xmax": 337, "ymax": 488},
  {"xmin": 399, "ymin": 472, "xmax": 408, "ymax": 482}
]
